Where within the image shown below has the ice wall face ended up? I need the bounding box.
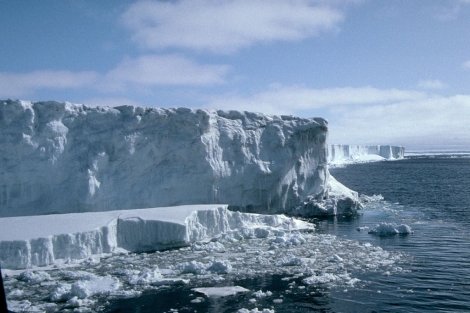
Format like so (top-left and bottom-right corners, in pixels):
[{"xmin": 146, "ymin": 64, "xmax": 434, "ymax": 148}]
[
  {"xmin": 0, "ymin": 100, "xmax": 329, "ymax": 217},
  {"xmin": 327, "ymin": 144, "xmax": 405, "ymax": 164}
]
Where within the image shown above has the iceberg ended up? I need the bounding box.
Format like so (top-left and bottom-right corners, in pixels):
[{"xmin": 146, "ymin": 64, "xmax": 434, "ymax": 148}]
[
  {"xmin": 1, "ymin": 100, "xmax": 336, "ymax": 217},
  {"xmin": 327, "ymin": 144, "xmax": 405, "ymax": 166},
  {"xmin": 0, "ymin": 204, "xmax": 312, "ymax": 269}
]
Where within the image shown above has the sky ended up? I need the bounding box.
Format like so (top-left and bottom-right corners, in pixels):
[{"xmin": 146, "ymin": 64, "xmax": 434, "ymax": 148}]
[{"xmin": 1, "ymin": 0, "xmax": 470, "ymax": 151}]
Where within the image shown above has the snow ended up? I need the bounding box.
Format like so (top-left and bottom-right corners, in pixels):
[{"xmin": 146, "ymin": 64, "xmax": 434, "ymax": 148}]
[
  {"xmin": 0, "ymin": 204, "xmax": 313, "ymax": 269},
  {"xmin": 328, "ymin": 144, "xmax": 405, "ymax": 166}
]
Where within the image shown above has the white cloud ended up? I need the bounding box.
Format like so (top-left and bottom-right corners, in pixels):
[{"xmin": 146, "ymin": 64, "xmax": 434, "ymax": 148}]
[
  {"xmin": 417, "ymin": 79, "xmax": 447, "ymax": 89},
  {"xmin": 0, "ymin": 70, "xmax": 98, "ymax": 98},
  {"xmin": 121, "ymin": 0, "xmax": 345, "ymax": 53},
  {"xmin": 462, "ymin": 60, "xmax": 470, "ymax": 70},
  {"xmin": 205, "ymin": 85, "xmax": 426, "ymax": 115},
  {"xmin": 102, "ymin": 54, "xmax": 230, "ymax": 91}
]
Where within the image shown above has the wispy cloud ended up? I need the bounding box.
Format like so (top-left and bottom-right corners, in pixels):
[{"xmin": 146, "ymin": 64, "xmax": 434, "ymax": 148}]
[
  {"xmin": 417, "ymin": 79, "xmax": 447, "ymax": 90},
  {"xmin": 0, "ymin": 70, "xmax": 98, "ymax": 98},
  {"xmin": 121, "ymin": 0, "xmax": 345, "ymax": 53},
  {"xmin": 102, "ymin": 54, "xmax": 230, "ymax": 91},
  {"xmin": 462, "ymin": 60, "xmax": 470, "ymax": 70},
  {"xmin": 431, "ymin": 0, "xmax": 470, "ymax": 21},
  {"xmin": 0, "ymin": 54, "xmax": 230, "ymax": 98},
  {"xmin": 205, "ymin": 85, "xmax": 427, "ymax": 115}
]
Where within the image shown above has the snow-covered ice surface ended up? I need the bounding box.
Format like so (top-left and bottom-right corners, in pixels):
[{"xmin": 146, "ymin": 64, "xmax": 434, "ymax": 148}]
[
  {"xmin": 0, "ymin": 205, "xmax": 312, "ymax": 269},
  {"xmin": 328, "ymin": 144, "xmax": 405, "ymax": 167}
]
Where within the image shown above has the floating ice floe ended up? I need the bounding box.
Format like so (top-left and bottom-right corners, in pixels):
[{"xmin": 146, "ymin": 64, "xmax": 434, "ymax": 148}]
[
  {"xmin": 193, "ymin": 286, "xmax": 250, "ymax": 297},
  {"xmin": 368, "ymin": 223, "xmax": 413, "ymax": 235},
  {"xmin": 238, "ymin": 308, "xmax": 275, "ymax": 313},
  {"xmin": 0, "ymin": 204, "xmax": 312, "ymax": 269}
]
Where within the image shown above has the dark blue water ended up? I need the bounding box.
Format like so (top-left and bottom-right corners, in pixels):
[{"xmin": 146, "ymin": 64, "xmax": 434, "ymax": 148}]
[
  {"xmin": 326, "ymin": 155, "xmax": 470, "ymax": 312},
  {"xmin": 105, "ymin": 155, "xmax": 470, "ymax": 312}
]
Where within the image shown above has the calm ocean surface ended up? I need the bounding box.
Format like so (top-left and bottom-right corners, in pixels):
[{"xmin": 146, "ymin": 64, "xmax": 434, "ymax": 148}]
[{"xmin": 106, "ymin": 154, "xmax": 470, "ymax": 313}]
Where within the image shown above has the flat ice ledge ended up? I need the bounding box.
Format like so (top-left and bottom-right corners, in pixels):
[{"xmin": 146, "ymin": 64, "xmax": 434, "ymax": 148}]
[{"xmin": 0, "ymin": 205, "xmax": 312, "ymax": 269}]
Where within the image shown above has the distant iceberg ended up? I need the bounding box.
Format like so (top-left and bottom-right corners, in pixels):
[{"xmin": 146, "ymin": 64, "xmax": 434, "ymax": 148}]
[{"xmin": 327, "ymin": 144, "xmax": 405, "ymax": 166}]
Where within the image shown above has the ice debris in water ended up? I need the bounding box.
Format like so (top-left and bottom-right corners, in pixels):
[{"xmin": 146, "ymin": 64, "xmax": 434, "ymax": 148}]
[
  {"xmin": 368, "ymin": 223, "xmax": 413, "ymax": 235},
  {"xmin": 129, "ymin": 267, "xmax": 163, "ymax": 285},
  {"xmin": 48, "ymin": 276, "xmax": 120, "ymax": 301},
  {"xmin": 17, "ymin": 270, "xmax": 51, "ymax": 283},
  {"xmin": 238, "ymin": 308, "xmax": 275, "ymax": 313},
  {"xmin": 253, "ymin": 290, "xmax": 273, "ymax": 298},
  {"xmin": 3, "ymin": 230, "xmax": 409, "ymax": 312}
]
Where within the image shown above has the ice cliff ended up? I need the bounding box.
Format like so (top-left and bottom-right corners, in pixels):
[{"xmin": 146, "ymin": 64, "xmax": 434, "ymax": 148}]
[{"xmin": 1, "ymin": 100, "xmax": 357, "ymax": 217}]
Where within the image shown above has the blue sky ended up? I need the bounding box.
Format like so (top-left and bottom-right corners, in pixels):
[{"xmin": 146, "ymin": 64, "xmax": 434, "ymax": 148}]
[{"xmin": 1, "ymin": 0, "xmax": 470, "ymax": 150}]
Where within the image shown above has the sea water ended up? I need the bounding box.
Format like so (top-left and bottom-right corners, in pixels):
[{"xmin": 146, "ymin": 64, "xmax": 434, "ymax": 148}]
[{"xmin": 103, "ymin": 154, "xmax": 470, "ymax": 313}]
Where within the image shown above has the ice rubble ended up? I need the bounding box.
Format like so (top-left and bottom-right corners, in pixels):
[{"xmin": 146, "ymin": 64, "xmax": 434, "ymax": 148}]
[
  {"xmin": 327, "ymin": 144, "xmax": 405, "ymax": 166},
  {"xmin": 2, "ymin": 225, "xmax": 409, "ymax": 312},
  {"xmin": 0, "ymin": 204, "xmax": 312, "ymax": 269},
  {"xmin": 1, "ymin": 99, "xmax": 337, "ymax": 217}
]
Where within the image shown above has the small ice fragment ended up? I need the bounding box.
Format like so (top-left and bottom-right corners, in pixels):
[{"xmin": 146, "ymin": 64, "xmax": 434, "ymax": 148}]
[
  {"xmin": 129, "ymin": 268, "xmax": 163, "ymax": 285},
  {"xmin": 190, "ymin": 297, "xmax": 205, "ymax": 303},
  {"xmin": 64, "ymin": 296, "xmax": 81, "ymax": 308},
  {"xmin": 17, "ymin": 270, "xmax": 51, "ymax": 283},
  {"xmin": 302, "ymin": 273, "xmax": 337, "ymax": 285},
  {"xmin": 193, "ymin": 286, "xmax": 250, "ymax": 297},
  {"xmin": 368, "ymin": 223, "xmax": 413, "ymax": 235},
  {"xmin": 71, "ymin": 276, "xmax": 120, "ymax": 299},
  {"xmin": 48, "ymin": 284, "xmax": 73, "ymax": 302},
  {"xmin": 252, "ymin": 290, "xmax": 272, "ymax": 298},
  {"xmin": 6, "ymin": 289, "xmax": 24, "ymax": 299},
  {"xmin": 206, "ymin": 260, "xmax": 232, "ymax": 274}
]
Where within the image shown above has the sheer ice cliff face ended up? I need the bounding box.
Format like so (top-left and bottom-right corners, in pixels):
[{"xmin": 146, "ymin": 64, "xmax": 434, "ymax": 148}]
[
  {"xmin": 0, "ymin": 99, "xmax": 337, "ymax": 217},
  {"xmin": 327, "ymin": 144, "xmax": 405, "ymax": 164}
]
